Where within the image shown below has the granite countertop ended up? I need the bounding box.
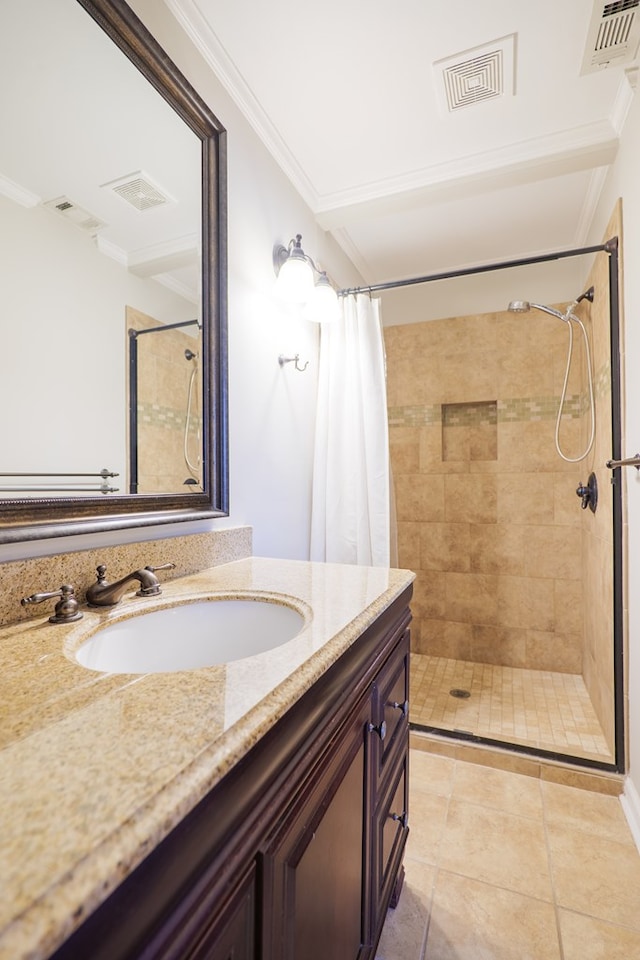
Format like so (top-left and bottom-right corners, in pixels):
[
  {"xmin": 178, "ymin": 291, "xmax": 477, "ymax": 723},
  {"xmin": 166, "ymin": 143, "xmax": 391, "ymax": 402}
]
[{"xmin": 0, "ymin": 556, "xmax": 414, "ymax": 960}]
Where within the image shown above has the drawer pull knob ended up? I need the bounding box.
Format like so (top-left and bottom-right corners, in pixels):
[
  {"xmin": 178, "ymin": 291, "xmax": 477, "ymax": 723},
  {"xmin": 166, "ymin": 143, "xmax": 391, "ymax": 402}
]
[
  {"xmin": 368, "ymin": 720, "xmax": 387, "ymax": 741},
  {"xmin": 391, "ymin": 811, "xmax": 408, "ymax": 829},
  {"xmin": 391, "ymin": 700, "xmax": 409, "ymax": 717}
]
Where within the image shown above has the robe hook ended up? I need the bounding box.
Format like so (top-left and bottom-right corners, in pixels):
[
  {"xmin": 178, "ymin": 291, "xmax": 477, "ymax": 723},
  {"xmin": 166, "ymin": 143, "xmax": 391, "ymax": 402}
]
[{"xmin": 278, "ymin": 353, "xmax": 309, "ymax": 372}]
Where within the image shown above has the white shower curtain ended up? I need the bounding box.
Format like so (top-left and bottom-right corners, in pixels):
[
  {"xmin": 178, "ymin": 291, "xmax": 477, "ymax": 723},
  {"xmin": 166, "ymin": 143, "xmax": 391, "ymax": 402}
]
[{"xmin": 310, "ymin": 294, "xmax": 391, "ymax": 567}]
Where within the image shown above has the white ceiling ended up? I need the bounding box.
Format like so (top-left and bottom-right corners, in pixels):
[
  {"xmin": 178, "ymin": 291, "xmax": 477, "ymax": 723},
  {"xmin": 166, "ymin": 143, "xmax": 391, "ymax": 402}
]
[
  {"xmin": 0, "ymin": 0, "xmax": 202, "ymax": 305},
  {"xmin": 167, "ymin": 0, "xmax": 639, "ymax": 320}
]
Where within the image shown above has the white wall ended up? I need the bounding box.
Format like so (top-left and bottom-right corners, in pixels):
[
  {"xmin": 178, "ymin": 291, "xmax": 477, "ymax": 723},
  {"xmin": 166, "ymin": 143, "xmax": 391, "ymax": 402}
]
[
  {"xmin": 588, "ymin": 86, "xmax": 640, "ymax": 835},
  {"xmin": 133, "ymin": 0, "xmax": 361, "ymax": 560},
  {"xmin": 0, "ymin": 0, "xmax": 361, "ymax": 565},
  {"xmin": 0, "ymin": 194, "xmax": 194, "ymax": 487}
]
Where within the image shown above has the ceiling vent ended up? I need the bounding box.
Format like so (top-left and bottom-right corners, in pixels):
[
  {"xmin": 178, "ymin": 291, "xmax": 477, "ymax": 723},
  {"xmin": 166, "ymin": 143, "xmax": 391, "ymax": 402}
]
[
  {"xmin": 581, "ymin": 0, "xmax": 640, "ymax": 73},
  {"xmin": 101, "ymin": 171, "xmax": 173, "ymax": 212},
  {"xmin": 434, "ymin": 34, "xmax": 515, "ymax": 113},
  {"xmin": 43, "ymin": 196, "xmax": 105, "ymax": 235}
]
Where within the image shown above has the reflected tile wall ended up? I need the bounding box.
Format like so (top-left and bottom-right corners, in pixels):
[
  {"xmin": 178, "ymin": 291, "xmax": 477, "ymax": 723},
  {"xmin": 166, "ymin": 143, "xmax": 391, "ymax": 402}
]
[{"xmin": 128, "ymin": 307, "xmax": 202, "ymax": 494}]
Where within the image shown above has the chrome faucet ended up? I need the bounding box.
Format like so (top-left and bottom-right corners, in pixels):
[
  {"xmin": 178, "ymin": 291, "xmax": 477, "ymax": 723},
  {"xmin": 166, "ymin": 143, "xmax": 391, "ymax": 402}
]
[{"xmin": 86, "ymin": 563, "xmax": 176, "ymax": 607}]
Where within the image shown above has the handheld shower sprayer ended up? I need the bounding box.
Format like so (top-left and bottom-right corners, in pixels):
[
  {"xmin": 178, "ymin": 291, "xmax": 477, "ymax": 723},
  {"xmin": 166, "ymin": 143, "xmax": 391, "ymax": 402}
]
[
  {"xmin": 183, "ymin": 347, "xmax": 201, "ymax": 482},
  {"xmin": 507, "ymin": 300, "xmax": 567, "ymax": 322},
  {"xmin": 507, "ymin": 288, "xmax": 595, "ymax": 463}
]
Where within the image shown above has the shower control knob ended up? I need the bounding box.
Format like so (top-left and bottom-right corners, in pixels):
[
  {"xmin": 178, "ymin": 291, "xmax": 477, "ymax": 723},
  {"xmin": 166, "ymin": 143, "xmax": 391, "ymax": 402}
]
[{"xmin": 576, "ymin": 472, "xmax": 598, "ymax": 513}]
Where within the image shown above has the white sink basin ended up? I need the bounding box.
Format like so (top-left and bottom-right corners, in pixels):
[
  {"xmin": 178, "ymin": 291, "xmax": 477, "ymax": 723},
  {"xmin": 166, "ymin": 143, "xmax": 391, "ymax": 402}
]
[{"xmin": 75, "ymin": 598, "xmax": 305, "ymax": 674}]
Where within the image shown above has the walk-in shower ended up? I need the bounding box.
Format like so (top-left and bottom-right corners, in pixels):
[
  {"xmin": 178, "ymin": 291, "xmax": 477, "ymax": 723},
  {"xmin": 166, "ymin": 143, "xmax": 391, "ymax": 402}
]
[
  {"xmin": 508, "ymin": 286, "xmax": 595, "ymax": 463},
  {"xmin": 128, "ymin": 317, "xmax": 202, "ymax": 494},
  {"xmin": 375, "ymin": 238, "xmax": 623, "ymax": 774}
]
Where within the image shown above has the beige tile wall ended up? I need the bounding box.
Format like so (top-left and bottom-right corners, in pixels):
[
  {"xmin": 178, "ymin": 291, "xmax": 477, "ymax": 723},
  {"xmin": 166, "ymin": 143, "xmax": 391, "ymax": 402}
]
[{"xmin": 386, "ymin": 264, "xmax": 615, "ymax": 722}]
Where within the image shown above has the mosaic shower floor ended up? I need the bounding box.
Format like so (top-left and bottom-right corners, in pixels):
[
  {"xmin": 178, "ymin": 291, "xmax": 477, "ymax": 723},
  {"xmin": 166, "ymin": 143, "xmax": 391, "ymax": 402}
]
[{"xmin": 410, "ymin": 654, "xmax": 613, "ymax": 763}]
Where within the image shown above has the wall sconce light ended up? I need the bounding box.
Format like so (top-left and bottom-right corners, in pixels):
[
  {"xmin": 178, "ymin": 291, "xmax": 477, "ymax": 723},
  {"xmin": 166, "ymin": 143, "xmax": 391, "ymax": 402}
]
[{"xmin": 273, "ymin": 233, "xmax": 339, "ymax": 324}]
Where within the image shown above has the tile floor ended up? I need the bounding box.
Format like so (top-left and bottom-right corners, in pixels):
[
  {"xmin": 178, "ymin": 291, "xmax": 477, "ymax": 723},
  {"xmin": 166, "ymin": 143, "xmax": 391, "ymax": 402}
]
[
  {"xmin": 410, "ymin": 654, "xmax": 613, "ymax": 763},
  {"xmin": 376, "ymin": 749, "xmax": 640, "ymax": 960}
]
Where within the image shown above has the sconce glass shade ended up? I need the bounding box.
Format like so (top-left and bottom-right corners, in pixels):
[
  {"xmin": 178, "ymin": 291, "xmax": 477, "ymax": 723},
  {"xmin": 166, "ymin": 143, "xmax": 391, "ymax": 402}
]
[
  {"xmin": 275, "ymin": 236, "xmax": 315, "ymax": 302},
  {"xmin": 306, "ymin": 273, "xmax": 340, "ymax": 323},
  {"xmin": 274, "ymin": 233, "xmax": 339, "ymax": 321}
]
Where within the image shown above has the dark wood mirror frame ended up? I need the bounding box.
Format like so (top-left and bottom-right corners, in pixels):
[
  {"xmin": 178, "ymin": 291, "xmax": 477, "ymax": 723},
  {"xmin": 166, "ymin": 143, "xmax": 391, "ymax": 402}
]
[{"xmin": 0, "ymin": 0, "xmax": 228, "ymax": 545}]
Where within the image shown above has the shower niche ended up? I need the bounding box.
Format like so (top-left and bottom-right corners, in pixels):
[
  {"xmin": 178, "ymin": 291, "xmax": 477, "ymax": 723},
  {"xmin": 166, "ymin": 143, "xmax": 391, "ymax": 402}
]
[{"xmin": 442, "ymin": 401, "xmax": 497, "ymax": 463}]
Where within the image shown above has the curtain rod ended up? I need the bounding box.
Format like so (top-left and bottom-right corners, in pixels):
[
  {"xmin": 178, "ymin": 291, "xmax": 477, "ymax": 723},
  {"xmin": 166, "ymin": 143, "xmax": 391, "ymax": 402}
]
[
  {"xmin": 337, "ymin": 242, "xmax": 611, "ymax": 297},
  {"xmin": 129, "ymin": 318, "xmax": 200, "ymax": 337}
]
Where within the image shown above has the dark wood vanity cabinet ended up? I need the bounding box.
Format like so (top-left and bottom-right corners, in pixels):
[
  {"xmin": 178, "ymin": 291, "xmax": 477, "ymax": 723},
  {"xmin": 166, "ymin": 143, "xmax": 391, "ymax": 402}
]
[{"xmin": 51, "ymin": 588, "xmax": 412, "ymax": 960}]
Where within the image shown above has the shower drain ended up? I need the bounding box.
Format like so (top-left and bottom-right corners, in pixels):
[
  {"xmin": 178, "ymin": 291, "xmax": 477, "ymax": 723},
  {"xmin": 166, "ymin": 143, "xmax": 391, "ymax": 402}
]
[{"xmin": 449, "ymin": 688, "xmax": 471, "ymax": 699}]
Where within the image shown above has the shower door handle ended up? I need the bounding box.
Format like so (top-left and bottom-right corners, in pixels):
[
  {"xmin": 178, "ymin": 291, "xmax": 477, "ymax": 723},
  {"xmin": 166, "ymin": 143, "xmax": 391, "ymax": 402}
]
[{"xmin": 606, "ymin": 453, "xmax": 640, "ymax": 470}]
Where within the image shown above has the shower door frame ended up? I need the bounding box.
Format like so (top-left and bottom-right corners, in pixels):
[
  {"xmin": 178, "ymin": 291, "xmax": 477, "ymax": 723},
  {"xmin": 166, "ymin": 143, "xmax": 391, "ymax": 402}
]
[
  {"xmin": 128, "ymin": 318, "xmax": 201, "ymax": 495},
  {"xmin": 351, "ymin": 239, "xmax": 624, "ymax": 774}
]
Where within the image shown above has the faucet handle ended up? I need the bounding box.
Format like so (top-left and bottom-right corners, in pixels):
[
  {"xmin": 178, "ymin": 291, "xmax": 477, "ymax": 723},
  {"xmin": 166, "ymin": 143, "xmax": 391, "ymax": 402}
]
[
  {"xmin": 144, "ymin": 563, "xmax": 176, "ymax": 574},
  {"xmin": 21, "ymin": 584, "xmax": 83, "ymax": 624},
  {"xmin": 136, "ymin": 562, "xmax": 176, "ymax": 597}
]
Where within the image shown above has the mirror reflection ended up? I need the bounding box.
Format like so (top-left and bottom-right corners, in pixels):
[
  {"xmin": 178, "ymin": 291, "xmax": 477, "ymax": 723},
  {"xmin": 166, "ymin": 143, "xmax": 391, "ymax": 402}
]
[{"xmin": 0, "ymin": 0, "xmax": 202, "ymax": 498}]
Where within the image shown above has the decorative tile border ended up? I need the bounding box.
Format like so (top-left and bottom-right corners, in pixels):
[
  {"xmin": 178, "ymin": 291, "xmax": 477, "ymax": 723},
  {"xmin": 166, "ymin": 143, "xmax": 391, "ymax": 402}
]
[
  {"xmin": 388, "ymin": 363, "xmax": 611, "ymax": 429},
  {"xmin": 442, "ymin": 400, "xmax": 497, "ymax": 427},
  {"xmin": 499, "ymin": 395, "xmax": 582, "ymax": 422},
  {"xmin": 388, "ymin": 396, "xmax": 581, "ymax": 428},
  {"xmin": 138, "ymin": 401, "xmax": 202, "ymax": 433},
  {"xmin": 388, "ymin": 404, "xmax": 441, "ymax": 427}
]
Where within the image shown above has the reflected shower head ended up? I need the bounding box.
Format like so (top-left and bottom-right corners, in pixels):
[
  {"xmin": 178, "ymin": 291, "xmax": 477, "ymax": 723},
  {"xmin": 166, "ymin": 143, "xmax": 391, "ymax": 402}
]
[
  {"xmin": 507, "ymin": 300, "xmax": 567, "ymax": 321},
  {"xmin": 508, "ymin": 300, "xmax": 530, "ymax": 313},
  {"xmin": 184, "ymin": 348, "xmax": 198, "ymax": 361}
]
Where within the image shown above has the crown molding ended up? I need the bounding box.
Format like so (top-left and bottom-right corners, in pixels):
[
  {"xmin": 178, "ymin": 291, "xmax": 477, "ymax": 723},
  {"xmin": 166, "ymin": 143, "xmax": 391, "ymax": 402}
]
[
  {"xmin": 163, "ymin": 2, "xmax": 625, "ymax": 236},
  {"xmin": 126, "ymin": 234, "xmax": 199, "ymax": 277},
  {"xmin": 154, "ymin": 272, "xmax": 199, "ymax": 304},
  {"xmin": 315, "ymin": 120, "xmax": 619, "ymax": 228},
  {"xmin": 328, "ymin": 227, "xmax": 374, "ymax": 284},
  {"xmin": 0, "ymin": 173, "xmax": 40, "ymax": 208},
  {"xmin": 610, "ymin": 71, "xmax": 637, "ymax": 133},
  {"xmin": 165, "ymin": 0, "xmax": 319, "ymax": 210},
  {"xmin": 572, "ymin": 165, "xmax": 611, "ymax": 247}
]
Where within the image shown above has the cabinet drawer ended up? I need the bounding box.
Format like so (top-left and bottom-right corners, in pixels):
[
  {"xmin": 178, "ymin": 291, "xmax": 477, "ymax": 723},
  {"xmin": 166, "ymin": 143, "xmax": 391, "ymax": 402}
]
[
  {"xmin": 370, "ymin": 630, "xmax": 410, "ymax": 784},
  {"xmin": 372, "ymin": 752, "xmax": 408, "ymax": 923}
]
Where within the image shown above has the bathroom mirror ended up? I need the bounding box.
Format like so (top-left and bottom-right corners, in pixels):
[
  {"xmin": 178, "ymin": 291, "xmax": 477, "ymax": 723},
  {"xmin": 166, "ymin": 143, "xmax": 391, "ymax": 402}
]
[{"xmin": 0, "ymin": 0, "xmax": 228, "ymax": 542}]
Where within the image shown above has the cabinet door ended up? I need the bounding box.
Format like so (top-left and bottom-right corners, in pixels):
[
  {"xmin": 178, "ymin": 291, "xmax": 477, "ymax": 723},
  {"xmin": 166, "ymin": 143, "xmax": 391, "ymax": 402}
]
[
  {"xmin": 157, "ymin": 862, "xmax": 257, "ymax": 960},
  {"xmin": 185, "ymin": 868, "xmax": 255, "ymax": 960},
  {"xmin": 267, "ymin": 696, "xmax": 370, "ymax": 960}
]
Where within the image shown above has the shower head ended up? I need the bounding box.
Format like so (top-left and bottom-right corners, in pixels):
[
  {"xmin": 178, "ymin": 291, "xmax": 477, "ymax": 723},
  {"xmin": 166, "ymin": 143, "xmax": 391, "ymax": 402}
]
[
  {"xmin": 507, "ymin": 300, "xmax": 567, "ymax": 322},
  {"xmin": 184, "ymin": 348, "xmax": 198, "ymax": 361}
]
